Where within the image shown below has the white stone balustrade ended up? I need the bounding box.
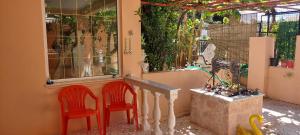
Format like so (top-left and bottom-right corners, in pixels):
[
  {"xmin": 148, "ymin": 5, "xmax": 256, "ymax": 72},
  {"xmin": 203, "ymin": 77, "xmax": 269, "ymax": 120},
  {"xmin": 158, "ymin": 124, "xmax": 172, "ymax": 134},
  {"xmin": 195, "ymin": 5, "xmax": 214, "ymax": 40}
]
[{"xmin": 124, "ymin": 76, "xmax": 180, "ymax": 135}]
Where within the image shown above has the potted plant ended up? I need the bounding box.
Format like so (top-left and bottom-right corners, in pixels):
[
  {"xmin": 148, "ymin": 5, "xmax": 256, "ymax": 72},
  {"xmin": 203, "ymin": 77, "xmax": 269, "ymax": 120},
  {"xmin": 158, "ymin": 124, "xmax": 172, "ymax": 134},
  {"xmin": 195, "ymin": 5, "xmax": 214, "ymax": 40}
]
[
  {"xmin": 279, "ymin": 54, "xmax": 288, "ymax": 68},
  {"xmin": 270, "ymin": 49, "xmax": 279, "ymax": 66},
  {"xmin": 275, "ymin": 21, "xmax": 297, "ymax": 68},
  {"xmin": 239, "ymin": 64, "xmax": 248, "ymax": 86},
  {"xmin": 283, "ymin": 49, "xmax": 295, "ymax": 68},
  {"xmin": 286, "ymin": 50, "xmax": 294, "ymax": 68},
  {"xmin": 279, "ymin": 56, "xmax": 294, "ymax": 68},
  {"xmin": 286, "ymin": 59, "xmax": 294, "ymax": 68},
  {"xmin": 270, "ymin": 57, "xmax": 279, "ymax": 66}
]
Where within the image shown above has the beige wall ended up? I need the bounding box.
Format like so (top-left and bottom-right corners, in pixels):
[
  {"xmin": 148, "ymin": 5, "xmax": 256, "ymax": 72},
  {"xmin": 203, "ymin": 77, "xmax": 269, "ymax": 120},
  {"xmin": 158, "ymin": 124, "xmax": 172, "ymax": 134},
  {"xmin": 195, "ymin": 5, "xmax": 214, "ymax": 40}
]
[
  {"xmin": 267, "ymin": 67, "xmax": 300, "ymax": 104},
  {"xmin": 0, "ymin": 0, "xmax": 141, "ymax": 135},
  {"xmin": 248, "ymin": 36, "xmax": 300, "ymax": 105},
  {"xmin": 119, "ymin": 0, "xmax": 142, "ymax": 77},
  {"xmin": 142, "ymin": 70, "xmax": 210, "ymax": 119},
  {"xmin": 248, "ymin": 37, "xmax": 274, "ymax": 94},
  {"xmin": 266, "ymin": 36, "xmax": 300, "ymax": 105}
]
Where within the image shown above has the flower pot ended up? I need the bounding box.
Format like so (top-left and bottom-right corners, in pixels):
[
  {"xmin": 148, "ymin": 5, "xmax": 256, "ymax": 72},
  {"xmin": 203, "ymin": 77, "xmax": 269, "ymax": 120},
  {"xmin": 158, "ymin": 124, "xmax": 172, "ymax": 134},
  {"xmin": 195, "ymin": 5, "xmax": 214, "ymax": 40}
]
[
  {"xmin": 280, "ymin": 60, "xmax": 288, "ymax": 68},
  {"xmin": 269, "ymin": 58, "xmax": 279, "ymax": 66},
  {"xmin": 287, "ymin": 60, "xmax": 294, "ymax": 68}
]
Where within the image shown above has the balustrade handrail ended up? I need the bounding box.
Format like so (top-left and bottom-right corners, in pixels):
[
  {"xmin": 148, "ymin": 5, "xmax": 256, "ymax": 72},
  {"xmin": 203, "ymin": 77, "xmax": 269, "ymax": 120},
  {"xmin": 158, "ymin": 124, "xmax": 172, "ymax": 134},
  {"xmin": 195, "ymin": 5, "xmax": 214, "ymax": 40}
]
[
  {"xmin": 124, "ymin": 76, "xmax": 180, "ymax": 98},
  {"xmin": 123, "ymin": 75, "xmax": 180, "ymax": 135}
]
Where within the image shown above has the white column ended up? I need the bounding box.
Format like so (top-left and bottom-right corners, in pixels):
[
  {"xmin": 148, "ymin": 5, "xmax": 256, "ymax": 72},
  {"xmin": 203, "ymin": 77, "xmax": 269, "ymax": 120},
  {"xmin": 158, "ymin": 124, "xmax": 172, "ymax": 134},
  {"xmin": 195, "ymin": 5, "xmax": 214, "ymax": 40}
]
[
  {"xmin": 153, "ymin": 92, "xmax": 162, "ymax": 135},
  {"xmin": 142, "ymin": 89, "xmax": 150, "ymax": 131},
  {"xmin": 168, "ymin": 91, "xmax": 178, "ymax": 135}
]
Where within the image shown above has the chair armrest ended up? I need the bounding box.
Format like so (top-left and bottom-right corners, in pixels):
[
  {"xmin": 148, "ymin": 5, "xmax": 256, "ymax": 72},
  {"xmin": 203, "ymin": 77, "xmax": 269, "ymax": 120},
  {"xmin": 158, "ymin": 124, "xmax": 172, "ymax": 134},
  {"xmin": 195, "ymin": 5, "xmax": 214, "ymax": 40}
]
[
  {"xmin": 127, "ymin": 85, "xmax": 137, "ymax": 105},
  {"xmin": 87, "ymin": 91, "xmax": 100, "ymax": 110}
]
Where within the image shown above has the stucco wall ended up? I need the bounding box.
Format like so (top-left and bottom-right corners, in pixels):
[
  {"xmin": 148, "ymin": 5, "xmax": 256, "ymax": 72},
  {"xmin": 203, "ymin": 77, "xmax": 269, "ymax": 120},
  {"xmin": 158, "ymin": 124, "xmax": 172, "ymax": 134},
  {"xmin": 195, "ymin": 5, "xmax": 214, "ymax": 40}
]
[
  {"xmin": 248, "ymin": 37, "xmax": 274, "ymax": 94},
  {"xmin": 142, "ymin": 70, "xmax": 210, "ymax": 119},
  {"xmin": 266, "ymin": 36, "xmax": 300, "ymax": 105},
  {"xmin": 248, "ymin": 36, "xmax": 300, "ymax": 105},
  {"xmin": 267, "ymin": 67, "xmax": 300, "ymax": 104},
  {"xmin": 0, "ymin": 0, "xmax": 141, "ymax": 135}
]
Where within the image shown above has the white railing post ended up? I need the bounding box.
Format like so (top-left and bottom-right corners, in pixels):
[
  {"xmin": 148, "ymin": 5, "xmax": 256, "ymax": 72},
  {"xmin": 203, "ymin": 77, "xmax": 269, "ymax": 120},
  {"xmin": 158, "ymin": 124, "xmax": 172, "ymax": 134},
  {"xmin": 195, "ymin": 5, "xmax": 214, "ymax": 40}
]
[
  {"xmin": 124, "ymin": 76, "xmax": 180, "ymax": 135},
  {"xmin": 153, "ymin": 92, "xmax": 162, "ymax": 135},
  {"xmin": 167, "ymin": 91, "xmax": 178, "ymax": 135},
  {"xmin": 142, "ymin": 88, "xmax": 151, "ymax": 131}
]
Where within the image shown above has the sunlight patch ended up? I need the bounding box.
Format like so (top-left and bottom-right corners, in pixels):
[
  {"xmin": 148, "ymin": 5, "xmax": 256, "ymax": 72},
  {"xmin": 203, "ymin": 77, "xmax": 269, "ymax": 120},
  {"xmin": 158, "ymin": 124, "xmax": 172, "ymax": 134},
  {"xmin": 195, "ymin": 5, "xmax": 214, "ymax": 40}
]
[{"xmin": 263, "ymin": 108, "xmax": 286, "ymax": 117}]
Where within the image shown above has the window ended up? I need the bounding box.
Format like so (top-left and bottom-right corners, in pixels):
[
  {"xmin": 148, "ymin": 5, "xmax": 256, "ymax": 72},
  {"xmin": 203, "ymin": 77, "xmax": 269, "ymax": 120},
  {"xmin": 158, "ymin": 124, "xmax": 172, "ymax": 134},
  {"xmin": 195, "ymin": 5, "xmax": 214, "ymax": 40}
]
[{"xmin": 45, "ymin": 0, "xmax": 119, "ymax": 80}]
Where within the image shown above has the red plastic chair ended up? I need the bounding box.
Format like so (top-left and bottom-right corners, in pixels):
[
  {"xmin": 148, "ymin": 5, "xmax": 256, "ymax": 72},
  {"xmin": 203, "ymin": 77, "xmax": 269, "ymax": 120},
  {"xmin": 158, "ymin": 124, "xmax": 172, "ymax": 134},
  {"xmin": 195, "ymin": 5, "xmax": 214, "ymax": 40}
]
[
  {"xmin": 58, "ymin": 85, "xmax": 102, "ymax": 135},
  {"xmin": 102, "ymin": 81, "xmax": 139, "ymax": 134}
]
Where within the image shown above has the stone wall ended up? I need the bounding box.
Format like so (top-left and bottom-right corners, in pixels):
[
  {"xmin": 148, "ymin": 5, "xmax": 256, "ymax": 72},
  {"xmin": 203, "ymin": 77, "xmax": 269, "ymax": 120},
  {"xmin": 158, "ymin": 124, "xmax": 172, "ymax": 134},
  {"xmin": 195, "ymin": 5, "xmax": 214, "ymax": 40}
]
[{"xmin": 190, "ymin": 89, "xmax": 263, "ymax": 135}]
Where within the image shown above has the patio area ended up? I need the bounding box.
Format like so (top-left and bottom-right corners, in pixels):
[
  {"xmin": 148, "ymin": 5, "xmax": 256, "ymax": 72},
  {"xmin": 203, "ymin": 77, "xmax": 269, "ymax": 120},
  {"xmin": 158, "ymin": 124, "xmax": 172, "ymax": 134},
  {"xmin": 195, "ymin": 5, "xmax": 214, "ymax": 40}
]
[
  {"xmin": 69, "ymin": 98, "xmax": 300, "ymax": 135},
  {"xmin": 2, "ymin": 0, "xmax": 300, "ymax": 135}
]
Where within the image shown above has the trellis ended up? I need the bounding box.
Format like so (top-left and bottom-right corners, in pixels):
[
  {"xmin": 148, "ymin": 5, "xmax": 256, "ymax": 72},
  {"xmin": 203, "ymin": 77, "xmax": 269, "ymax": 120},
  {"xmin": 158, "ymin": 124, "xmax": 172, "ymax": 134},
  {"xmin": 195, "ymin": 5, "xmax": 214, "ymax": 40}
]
[
  {"xmin": 208, "ymin": 14, "xmax": 257, "ymax": 64},
  {"xmin": 141, "ymin": 0, "xmax": 300, "ymax": 12}
]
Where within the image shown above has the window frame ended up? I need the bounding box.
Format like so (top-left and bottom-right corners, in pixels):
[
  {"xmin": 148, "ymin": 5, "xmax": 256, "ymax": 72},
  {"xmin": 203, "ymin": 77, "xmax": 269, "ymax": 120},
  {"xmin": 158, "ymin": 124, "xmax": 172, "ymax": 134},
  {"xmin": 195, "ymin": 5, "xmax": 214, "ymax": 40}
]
[{"xmin": 42, "ymin": 0, "xmax": 122, "ymax": 83}]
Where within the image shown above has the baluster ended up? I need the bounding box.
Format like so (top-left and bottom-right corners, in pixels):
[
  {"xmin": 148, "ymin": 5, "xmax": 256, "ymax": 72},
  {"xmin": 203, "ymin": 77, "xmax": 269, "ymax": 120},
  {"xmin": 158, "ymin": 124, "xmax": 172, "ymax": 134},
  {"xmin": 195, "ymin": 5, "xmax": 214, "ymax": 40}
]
[
  {"xmin": 168, "ymin": 92, "xmax": 178, "ymax": 135},
  {"xmin": 142, "ymin": 89, "xmax": 150, "ymax": 131},
  {"xmin": 153, "ymin": 92, "xmax": 162, "ymax": 135},
  {"xmin": 135, "ymin": 86, "xmax": 142, "ymax": 125}
]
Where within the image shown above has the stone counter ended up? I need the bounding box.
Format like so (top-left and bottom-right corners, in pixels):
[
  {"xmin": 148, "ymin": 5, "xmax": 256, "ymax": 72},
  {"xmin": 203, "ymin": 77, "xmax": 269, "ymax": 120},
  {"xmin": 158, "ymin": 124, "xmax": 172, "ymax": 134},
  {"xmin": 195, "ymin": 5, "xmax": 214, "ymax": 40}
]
[{"xmin": 190, "ymin": 88, "xmax": 263, "ymax": 135}]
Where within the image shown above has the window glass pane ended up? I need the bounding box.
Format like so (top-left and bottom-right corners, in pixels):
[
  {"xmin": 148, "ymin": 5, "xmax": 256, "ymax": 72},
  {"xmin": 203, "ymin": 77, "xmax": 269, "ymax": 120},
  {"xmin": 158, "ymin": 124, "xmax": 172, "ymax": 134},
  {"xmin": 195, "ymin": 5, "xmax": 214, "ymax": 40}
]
[
  {"xmin": 46, "ymin": 14, "xmax": 61, "ymax": 43},
  {"xmin": 77, "ymin": 0, "xmax": 92, "ymax": 15},
  {"xmin": 62, "ymin": 15, "xmax": 77, "ymax": 37},
  {"xmin": 45, "ymin": 0, "xmax": 60, "ymax": 14},
  {"xmin": 61, "ymin": 0, "xmax": 76, "ymax": 14},
  {"xmin": 45, "ymin": 0, "xmax": 118, "ymax": 80},
  {"xmin": 91, "ymin": 0, "xmax": 104, "ymax": 13}
]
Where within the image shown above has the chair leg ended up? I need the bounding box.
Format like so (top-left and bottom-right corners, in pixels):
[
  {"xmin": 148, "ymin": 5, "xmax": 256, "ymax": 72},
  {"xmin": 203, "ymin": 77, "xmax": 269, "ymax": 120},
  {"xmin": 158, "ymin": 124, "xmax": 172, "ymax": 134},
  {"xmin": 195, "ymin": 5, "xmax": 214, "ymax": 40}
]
[
  {"xmin": 62, "ymin": 117, "xmax": 68, "ymax": 135},
  {"xmin": 86, "ymin": 116, "xmax": 91, "ymax": 131},
  {"xmin": 96, "ymin": 112, "xmax": 102, "ymax": 135},
  {"xmin": 126, "ymin": 110, "xmax": 131, "ymax": 124},
  {"xmin": 107, "ymin": 111, "xmax": 110, "ymax": 126},
  {"xmin": 134, "ymin": 107, "xmax": 139, "ymax": 129},
  {"xmin": 104, "ymin": 109, "xmax": 107, "ymax": 135}
]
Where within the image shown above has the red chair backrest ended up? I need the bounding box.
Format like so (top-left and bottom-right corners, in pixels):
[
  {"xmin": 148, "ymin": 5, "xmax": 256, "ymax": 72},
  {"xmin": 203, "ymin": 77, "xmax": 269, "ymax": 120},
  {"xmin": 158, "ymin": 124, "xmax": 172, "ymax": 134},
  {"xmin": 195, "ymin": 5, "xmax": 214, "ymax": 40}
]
[
  {"xmin": 102, "ymin": 81, "xmax": 135, "ymax": 106},
  {"xmin": 58, "ymin": 85, "xmax": 94, "ymax": 112}
]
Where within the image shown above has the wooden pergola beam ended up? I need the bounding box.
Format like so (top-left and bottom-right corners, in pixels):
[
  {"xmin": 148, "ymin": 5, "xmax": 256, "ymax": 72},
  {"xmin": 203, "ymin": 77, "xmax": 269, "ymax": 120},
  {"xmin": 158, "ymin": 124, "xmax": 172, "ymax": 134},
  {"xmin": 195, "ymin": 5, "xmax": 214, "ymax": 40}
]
[{"xmin": 141, "ymin": 0, "xmax": 300, "ymax": 12}]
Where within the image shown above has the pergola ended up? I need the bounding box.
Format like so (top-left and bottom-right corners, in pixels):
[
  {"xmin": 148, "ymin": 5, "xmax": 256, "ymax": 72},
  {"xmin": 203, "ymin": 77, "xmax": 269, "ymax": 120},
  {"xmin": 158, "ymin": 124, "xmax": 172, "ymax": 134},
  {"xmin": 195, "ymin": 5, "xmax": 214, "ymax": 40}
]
[{"xmin": 141, "ymin": 0, "xmax": 300, "ymax": 12}]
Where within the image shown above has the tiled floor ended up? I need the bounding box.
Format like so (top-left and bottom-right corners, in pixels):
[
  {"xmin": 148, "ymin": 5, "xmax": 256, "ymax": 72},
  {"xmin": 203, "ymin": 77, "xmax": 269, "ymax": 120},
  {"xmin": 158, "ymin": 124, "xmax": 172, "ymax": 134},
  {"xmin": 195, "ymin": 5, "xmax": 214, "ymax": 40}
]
[
  {"xmin": 70, "ymin": 116, "xmax": 213, "ymax": 135},
  {"xmin": 261, "ymin": 98, "xmax": 300, "ymax": 135},
  {"xmin": 71, "ymin": 98, "xmax": 300, "ymax": 135}
]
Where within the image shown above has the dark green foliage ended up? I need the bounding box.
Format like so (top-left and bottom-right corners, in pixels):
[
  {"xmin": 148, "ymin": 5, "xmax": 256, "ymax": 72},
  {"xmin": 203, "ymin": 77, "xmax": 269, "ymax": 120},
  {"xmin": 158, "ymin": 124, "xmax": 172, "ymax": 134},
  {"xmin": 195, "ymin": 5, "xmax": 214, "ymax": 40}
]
[
  {"xmin": 240, "ymin": 64, "xmax": 248, "ymax": 78},
  {"xmin": 276, "ymin": 21, "xmax": 298, "ymax": 60},
  {"xmin": 141, "ymin": 0, "xmax": 261, "ymax": 72},
  {"xmin": 141, "ymin": 0, "xmax": 179, "ymax": 71}
]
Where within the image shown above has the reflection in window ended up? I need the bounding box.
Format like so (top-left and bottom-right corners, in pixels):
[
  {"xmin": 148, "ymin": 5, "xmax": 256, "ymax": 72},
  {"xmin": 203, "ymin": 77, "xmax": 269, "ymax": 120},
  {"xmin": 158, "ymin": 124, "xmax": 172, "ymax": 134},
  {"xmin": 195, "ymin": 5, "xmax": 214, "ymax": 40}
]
[{"xmin": 45, "ymin": 0, "xmax": 118, "ymax": 80}]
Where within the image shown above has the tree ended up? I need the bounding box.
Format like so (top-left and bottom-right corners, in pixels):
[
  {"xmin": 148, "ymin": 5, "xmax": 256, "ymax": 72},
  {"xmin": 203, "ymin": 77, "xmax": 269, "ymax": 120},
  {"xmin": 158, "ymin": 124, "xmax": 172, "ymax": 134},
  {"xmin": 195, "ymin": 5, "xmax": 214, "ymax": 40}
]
[{"xmin": 141, "ymin": 1, "xmax": 179, "ymax": 71}]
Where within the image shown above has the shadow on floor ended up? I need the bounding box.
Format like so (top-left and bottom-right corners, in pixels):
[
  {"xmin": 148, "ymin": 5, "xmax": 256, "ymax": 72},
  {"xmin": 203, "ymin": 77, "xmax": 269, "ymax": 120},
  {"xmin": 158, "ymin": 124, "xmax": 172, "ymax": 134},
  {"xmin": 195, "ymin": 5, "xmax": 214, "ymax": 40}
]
[
  {"xmin": 70, "ymin": 98, "xmax": 300, "ymax": 135},
  {"xmin": 262, "ymin": 98, "xmax": 300, "ymax": 135}
]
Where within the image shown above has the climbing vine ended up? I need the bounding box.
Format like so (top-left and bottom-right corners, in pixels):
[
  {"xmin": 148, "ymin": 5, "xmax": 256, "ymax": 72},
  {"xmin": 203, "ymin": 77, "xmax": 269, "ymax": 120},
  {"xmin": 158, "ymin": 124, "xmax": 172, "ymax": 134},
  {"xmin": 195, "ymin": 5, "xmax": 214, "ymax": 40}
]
[{"xmin": 276, "ymin": 21, "xmax": 298, "ymax": 60}]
